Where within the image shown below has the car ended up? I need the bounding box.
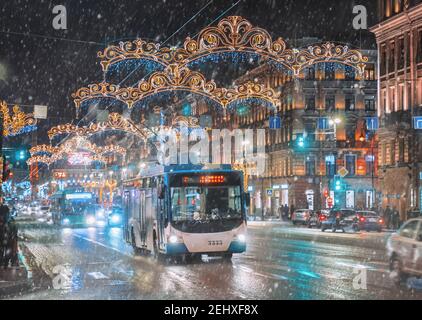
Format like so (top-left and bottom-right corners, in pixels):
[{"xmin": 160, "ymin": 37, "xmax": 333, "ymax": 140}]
[
  {"xmin": 83, "ymin": 204, "xmax": 107, "ymax": 227},
  {"xmin": 308, "ymin": 210, "xmax": 330, "ymax": 228},
  {"xmin": 321, "ymin": 209, "xmax": 356, "ymax": 232},
  {"xmin": 386, "ymin": 218, "xmax": 422, "ymax": 286},
  {"xmin": 107, "ymin": 206, "xmax": 123, "ymax": 226},
  {"xmin": 355, "ymin": 211, "xmax": 383, "ymax": 232},
  {"xmin": 40, "ymin": 206, "xmax": 50, "ymax": 215},
  {"xmin": 291, "ymin": 209, "xmax": 313, "ymax": 225},
  {"xmin": 29, "ymin": 203, "xmax": 41, "ymax": 216}
]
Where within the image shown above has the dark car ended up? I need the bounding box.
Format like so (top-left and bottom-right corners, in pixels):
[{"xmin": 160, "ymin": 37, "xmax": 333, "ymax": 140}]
[
  {"xmin": 355, "ymin": 211, "xmax": 383, "ymax": 232},
  {"xmin": 321, "ymin": 209, "xmax": 356, "ymax": 232}
]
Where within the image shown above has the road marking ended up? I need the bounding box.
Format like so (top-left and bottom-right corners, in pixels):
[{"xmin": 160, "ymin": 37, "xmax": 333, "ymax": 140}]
[{"xmin": 72, "ymin": 233, "xmax": 132, "ymax": 258}]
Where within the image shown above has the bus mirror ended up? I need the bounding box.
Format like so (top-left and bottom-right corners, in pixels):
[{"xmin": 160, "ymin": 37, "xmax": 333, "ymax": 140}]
[
  {"xmin": 158, "ymin": 184, "xmax": 165, "ymax": 199},
  {"xmin": 244, "ymin": 192, "xmax": 251, "ymax": 206}
]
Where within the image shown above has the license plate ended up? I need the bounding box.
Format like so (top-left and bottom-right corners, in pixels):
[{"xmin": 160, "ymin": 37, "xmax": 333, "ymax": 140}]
[{"xmin": 368, "ymin": 218, "xmax": 376, "ymax": 222}]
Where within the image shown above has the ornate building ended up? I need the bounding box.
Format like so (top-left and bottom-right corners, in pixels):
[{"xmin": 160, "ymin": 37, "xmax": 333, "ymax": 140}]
[
  {"xmin": 371, "ymin": 0, "xmax": 422, "ymax": 219},
  {"xmin": 234, "ymin": 41, "xmax": 378, "ymax": 216}
]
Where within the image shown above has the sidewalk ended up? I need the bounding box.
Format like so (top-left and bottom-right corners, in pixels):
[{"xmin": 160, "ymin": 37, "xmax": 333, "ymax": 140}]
[{"xmin": 0, "ymin": 245, "xmax": 32, "ymax": 298}]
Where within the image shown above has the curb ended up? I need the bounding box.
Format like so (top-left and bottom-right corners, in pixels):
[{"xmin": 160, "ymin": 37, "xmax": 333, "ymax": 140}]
[{"xmin": 0, "ymin": 247, "xmax": 32, "ymax": 298}]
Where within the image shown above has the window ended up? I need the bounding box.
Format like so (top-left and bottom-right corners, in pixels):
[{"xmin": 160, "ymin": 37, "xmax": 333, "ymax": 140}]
[
  {"xmin": 398, "ymin": 38, "xmax": 405, "ymax": 69},
  {"xmin": 380, "ymin": 45, "xmax": 387, "ymax": 76},
  {"xmin": 325, "ymin": 95, "xmax": 335, "ymax": 111},
  {"xmin": 305, "ymin": 122, "xmax": 316, "ymax": 141},
  {"xmin": 399, "ymin": 220, "xmax": 420, "ymax": 239},
  {"xmin": 306, "ymin": 67, "xmax": 315, "ymax": 80},
  {"xmin": 389, "ymin": 41, "xmax": 395, "ymax": 73},
  {"xmin": 365, "ymin": 99, "xmax": 376, "ymax": 112},
  {"xmin": 398, "ymin": 138, "xmax": 405, "ymax": 163},
  {"xmin": 345, "ymin": 154, "xmax": 356, "ymax": 176},
  {"xmin": 418, "ymin": 30, "xmax": 422, "ymax": 63},
  {"xmin": 325, "ymin": 155, "xmax": 336, "ymax": 177},
  {"xmin": 305, "ymin": 96, "xmax": 315, "ymax": 111},
  {"xmin": 344, "ymin": 66, "xmax": 355, "ymax": 80},
  {"xmin": 364, "ymin": 64, "xmax": 375, "ymax": 81},
  {"xmin": 365, "ymin": 155, "xmax": 375, "ymax": 176},
  {"xmin": 325, "ymin": 63, "xmax": 335, "ymax": 80},
  {"xmin": 345, "ymin": 96, "xmax": 355, "ymax": 111},
  {"xmin": 317, "ymin": 117, "xmax": 329, "ymax": 130},
  {"xmin": 305, "ymin": 155, "xmax": 316, "ymax": 176}
]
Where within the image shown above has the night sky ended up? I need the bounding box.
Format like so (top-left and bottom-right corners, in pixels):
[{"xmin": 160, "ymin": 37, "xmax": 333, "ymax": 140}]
[{"xmin": 0, "ymin": 0, "xmax": 378, "ymax": 143}]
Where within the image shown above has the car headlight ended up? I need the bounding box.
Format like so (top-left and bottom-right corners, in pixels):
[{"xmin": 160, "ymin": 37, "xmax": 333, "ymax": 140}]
[
  {"xmin": 235, "ymin": 234, "xmax": 246, "ymax": 242},
  {"xmin": 86, "ymin": 216, "xmax": 96, "ymax": 225},
  {"xmin": 168, "ymin": 235, "xmax": 181, "ymax": 244},
  {"xmin": 110, "ymin": 214, "xmax": 121, "ymax": 224},
  {"xmin": 97, "ymin": 209, "xmax": 105, "ymax": 218}
]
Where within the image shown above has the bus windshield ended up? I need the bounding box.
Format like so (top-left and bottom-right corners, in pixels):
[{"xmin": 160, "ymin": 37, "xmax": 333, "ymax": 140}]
[
  {"xmin": 63, "ymin": 199, "xmax": 92, "ymax": 215},
  {"xmin": 170, "ymin": 185, "xmax": 242, "ymax": 222}
]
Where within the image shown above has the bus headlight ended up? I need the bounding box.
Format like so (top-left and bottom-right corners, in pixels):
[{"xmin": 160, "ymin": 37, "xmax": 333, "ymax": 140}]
[
  {"xmin": 86, "ymin": 216, "xmax": 96, "ymax": 225},
  {"xmin": 63, "ymin": 218, "xmax": 70, "ymax": 225},
  {"xmin": 235, "ymin": 234, "xmax": 246, "ymax": 242},
  {"xmin": 168, "ymin": 235, "xmax": 181, "ymax": 244}
]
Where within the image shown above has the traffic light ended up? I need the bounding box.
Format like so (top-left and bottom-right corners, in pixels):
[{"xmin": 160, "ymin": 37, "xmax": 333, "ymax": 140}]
[
  {"xmin": 295, "ymin": 134, "xmax": 306, "ymax": 150},
  {"xmin": 14, "ymin": 149, "xmax": 29, "ymax": 168},
  {"xmin": 333, "ymin": 175, "xmax": 344, "ymax": 191}
]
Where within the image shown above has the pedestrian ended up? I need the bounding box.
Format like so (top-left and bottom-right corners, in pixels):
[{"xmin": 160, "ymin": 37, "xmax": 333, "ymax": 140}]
[
  {"xmin": 284, "ymin": 204, "xmax": 290, "ymax": 221},
  {"xmin": 0, "ymin": 204, "xmax": 18, "ymax": 268},
  {"xmin": 384, "ymin": 206, "xmax": 391, "ymax": 229},
  {"xmin": 392, "ymin": 207, "xmax": 399, "ymax": 230},
  {"xmin": 289, "ymin": 204, "xmax": 295, "ymax": 220},
  {"xmin": 277, "ymin": 205, "xmax": 283, "ymax": 220}
]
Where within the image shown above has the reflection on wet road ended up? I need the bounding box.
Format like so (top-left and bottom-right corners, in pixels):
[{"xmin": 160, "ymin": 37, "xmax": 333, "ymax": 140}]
[{"xmin": 14, "ymin": 221, "xmax": 422, "ymax": 300}]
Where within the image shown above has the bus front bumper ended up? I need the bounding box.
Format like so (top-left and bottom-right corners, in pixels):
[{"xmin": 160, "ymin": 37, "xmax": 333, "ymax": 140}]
[{"xmin": 165, "ymin": 240, "xmax": 246, "ymax": 255}]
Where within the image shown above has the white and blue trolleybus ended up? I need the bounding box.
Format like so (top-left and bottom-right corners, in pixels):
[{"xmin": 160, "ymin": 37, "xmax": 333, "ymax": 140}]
[{"xmin": 122, "ymin": 164, "xmax": 248, "ymax": 261}]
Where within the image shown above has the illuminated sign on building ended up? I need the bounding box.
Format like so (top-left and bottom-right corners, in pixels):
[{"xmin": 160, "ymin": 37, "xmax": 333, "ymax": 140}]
[{"xmin": 53, "ymin": 171, "xmax": 68, "ymax": 179}]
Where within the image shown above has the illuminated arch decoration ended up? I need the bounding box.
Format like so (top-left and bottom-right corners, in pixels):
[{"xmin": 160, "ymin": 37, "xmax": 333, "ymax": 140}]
[
  {"xmin": 0, "ymin": 101, "xmax": 37, "ymax": 137},
  {"xmin": 48, "ymin": 112, "xmax": 151, "ymax": 141},
  {"xmin": 72, "ymin": 65, "xmax": 281, "ymax": 113},
  {"xmin": 98, "ymin": 39, "xmax": 173, "ymax": 72},
  {"xmin": 29, "ymin": 144, "xmax": 59, "ymax": 156},
  {"xmin": 293, "ymin": 42, "xmax": 368, "ymax": 75},
  {"xmin": 28, "ymin": 138, "xmax": 126, "ymax": 167},
  {"xmin": 97, "ymin": 16, "xmax": 368, "ymax": 77}
]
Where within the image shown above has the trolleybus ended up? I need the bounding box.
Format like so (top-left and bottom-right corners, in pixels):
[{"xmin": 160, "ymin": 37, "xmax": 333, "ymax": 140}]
[{"xmin": 123, "ymin": 164, "xmax": 248, "ymax": 261}]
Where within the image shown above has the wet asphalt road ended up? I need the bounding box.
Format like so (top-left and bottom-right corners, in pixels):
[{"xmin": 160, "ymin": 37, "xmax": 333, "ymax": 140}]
[{"xmin": 10, "ymin": 220, "xmax": 422, "ymax": 300}]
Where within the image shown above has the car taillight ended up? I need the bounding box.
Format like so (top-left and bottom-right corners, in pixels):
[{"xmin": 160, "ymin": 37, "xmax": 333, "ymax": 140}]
[
  {"xmin": 319, "ymin": 215, "xmax": 326, "ymax": 221},
  {"xmin": 359, "ymin": 217, "xmax": 366, "ymax": 222},
  {"xmin": 378, "ymin": 218, "xmax": 384, "ymax": 224}
]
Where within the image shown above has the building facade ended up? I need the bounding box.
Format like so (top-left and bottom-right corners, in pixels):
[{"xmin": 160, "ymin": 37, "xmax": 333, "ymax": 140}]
[
  {"xmin": 234, "ymin": 43, "xmax": 378, "ymax": 217},
  {"xmin": 371, "ymin": 0, "xmax": 422, "ymax": 219}
]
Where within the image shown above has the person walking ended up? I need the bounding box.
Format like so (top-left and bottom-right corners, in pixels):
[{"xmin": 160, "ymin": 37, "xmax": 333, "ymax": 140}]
[
  {"xmin": 277, "ymin": 205, "xmax": 283, "ymax": 220},
  {"xmin": 392, "ymin": 207, "xmax": 399, "ymax": 230},
  {"xmin": 384, "ymin": 206, "xmax": 391, "ymax": 229},
  {"xmin": 0, "ymin": 204, "xmax": 18, "ymax": 268},
  {"xmin": 282, "ymin": 204, "xmax": 288, "ymax": 221}
]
